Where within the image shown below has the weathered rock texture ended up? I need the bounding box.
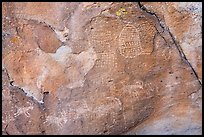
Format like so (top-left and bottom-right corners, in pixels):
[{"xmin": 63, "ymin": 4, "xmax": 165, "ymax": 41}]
[{"xmin": 2, "ymin": 2, "xmax": 202, "ymax": 135}]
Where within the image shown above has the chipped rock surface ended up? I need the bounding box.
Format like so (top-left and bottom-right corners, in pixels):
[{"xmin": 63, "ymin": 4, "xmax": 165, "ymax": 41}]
[{"xmin": 2, "ymin": 2, "xmax": 202, "ymax": 135}]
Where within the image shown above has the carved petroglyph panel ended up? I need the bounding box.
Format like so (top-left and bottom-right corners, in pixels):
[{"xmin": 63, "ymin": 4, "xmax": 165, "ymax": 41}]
[
  {"xmin": 137, "ymin": 21, "xmax": 157, "ymax": 55},
  {"xmin": 118, "ymin": 24, "xmax": 141, "ymax": 58},
  {"xmin": 45, "ymin": 97, "xmax": 123, "ymax": 132},
  {"xmin": 94, "ymin": 52, "xmax": 118, "ymax": 72},
  {"xmin": 88, "ymin": 17, "xmax": 123, "ymax": 53},
  {"xmin": 122, "ymin": 80, "xmax": 154, "ymax": 102},
  {"xmin": 3, "ymin": 2, "xmax": 202, "ymax": 135},
  {"xmin": 118, "ymin": 20, "xmax": 157, "ymax": 58},
  {"xmin": 106, "ymin": 75, "xmax": 156, "ymax": 131},
  {"xmin": 89, "ymin": 28, "xmax": 114, "ymax": 53}
]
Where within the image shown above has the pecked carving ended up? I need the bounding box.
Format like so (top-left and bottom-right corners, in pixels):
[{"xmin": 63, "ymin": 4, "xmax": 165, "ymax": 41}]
[
  {"xmin": 2, "ymin": 2, "xmax": 201, "ymax": 135},
  {"xmin": 118, "ymin": 24, "xmax": 141, "ymax": 58},
  {"xmin": 137, "ymin": 20, "xmax": 157, "ymax": 55}
]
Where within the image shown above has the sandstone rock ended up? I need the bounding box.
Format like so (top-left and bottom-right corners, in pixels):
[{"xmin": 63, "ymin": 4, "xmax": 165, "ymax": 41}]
[
  {"xmin": 140, "ymin": 2, "xmax": 202, "ymax": 82},
  {"xmin": 2, "ymin": 2, "xmax": 202, "ymax": 135},
  {"xmin": 2, "ymin": 68, "xmax": 44, "ymax": 135}
]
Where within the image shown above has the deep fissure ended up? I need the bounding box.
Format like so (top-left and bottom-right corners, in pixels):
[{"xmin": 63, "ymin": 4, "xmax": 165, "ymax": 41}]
[{"xmin": 138, "ymin": 2, "xmax": 202, "ymax": 86}]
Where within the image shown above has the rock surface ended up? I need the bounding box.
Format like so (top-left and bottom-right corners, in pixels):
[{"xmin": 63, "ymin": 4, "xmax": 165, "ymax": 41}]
[{"xmin": 2, "ymin": 2, "xmax": 202, "ymax": 135}]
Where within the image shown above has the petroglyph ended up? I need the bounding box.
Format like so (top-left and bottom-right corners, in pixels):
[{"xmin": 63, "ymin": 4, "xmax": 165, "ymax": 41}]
[
  {"xmin": 45, "ymin": 110, "xmax": 68, "ymax": 128},
  {"xmin": 122, "ymin": 80, "xmax": 154, "ymax": 100},
  {"xmin": 165, "ymin": 80, "xmax": 199, "ymax": 88},
  {"xmin": 94, "ymin": 52, "xmax": 118, "ymax": 71},
  {"xmin": 2, "ymin": 2, "xmax": 202, "ymax": 135},
  {"xmin": 118, "ymin": 20, "xmax": 156, "ymax": 58},
  {"xmin": 14, "ymin": 102, "xmax": 34, "ymax": 117},
  {"xmin": 88, "ymin": 17, "xmax": 122, "ymax": 53},
  {"xmin": 89, "ymin": 25, "xmax": 113, "ymax": 43},
  {"xmin": 106, "ymin": 97, "xmax": 123, "ymax": 111},
  {"xmin": 92, "ymin": 96, "xmax": 122, "ymax": 118},
  {"xmin": 123, "ymin": 84, "xmax": 143, "ymax": 98},
  {"xmin": 119, "ymin": 24, "xmax": 141, "ymax": 58},
  {"xmin": 161, "ymin": 47, "xmax": 172, "ymax": 60},
  {"xmin": 137, "ymin": 21, "xmax": 156, "ymax": 55}
]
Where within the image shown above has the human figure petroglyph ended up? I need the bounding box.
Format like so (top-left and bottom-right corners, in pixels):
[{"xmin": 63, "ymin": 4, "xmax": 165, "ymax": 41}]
[
  {"xmin": 14, "ymin": 102, "xmax": 34, "ymax": 117},
  {"xmin": 45, "ymin": 110, "xmax": 68, "ymax": 128}
]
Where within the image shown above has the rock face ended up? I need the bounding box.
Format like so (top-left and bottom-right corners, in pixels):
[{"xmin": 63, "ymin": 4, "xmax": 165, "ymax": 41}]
[{"xmin": 2, "ymin": 2, "xmax": 202, "ymax": 135}]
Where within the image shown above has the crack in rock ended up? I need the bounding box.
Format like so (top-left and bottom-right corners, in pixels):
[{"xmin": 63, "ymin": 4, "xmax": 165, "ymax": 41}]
[{"xmin": 138, "ymin": 2, "xmax": 202, "ymax": 86}]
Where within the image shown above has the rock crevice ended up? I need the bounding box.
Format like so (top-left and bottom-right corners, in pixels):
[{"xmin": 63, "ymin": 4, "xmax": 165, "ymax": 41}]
[{"xmin": 2, "ymin": 2, "xmax": 202, "ymax": 135}]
